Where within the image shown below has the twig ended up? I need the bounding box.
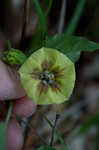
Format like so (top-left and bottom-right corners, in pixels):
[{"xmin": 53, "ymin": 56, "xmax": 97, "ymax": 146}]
[
  {"xmin": 20, "ymin": 0, "xmax": 30, "ymax": 49},
  {"xmin": 58, "ymin": 0, "xmax": 67, "ymax": 34},
  {"xmin": 50, "ymin": 114, "xmax": 60, "ymax": 146}
]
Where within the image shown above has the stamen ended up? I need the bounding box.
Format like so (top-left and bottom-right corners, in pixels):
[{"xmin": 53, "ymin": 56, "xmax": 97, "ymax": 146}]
[{"xmin": 40, "ymin": 70, "xmax": 55, "ymax": 85}]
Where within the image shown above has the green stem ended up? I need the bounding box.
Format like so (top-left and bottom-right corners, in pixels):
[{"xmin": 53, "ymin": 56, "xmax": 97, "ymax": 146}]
[
  {"xmin": 5, "ymin": 101, "xmax": 13, "ymax": 125},
  {"xmin": 8, "ymin": 40, "xmax": 11, "ymax": 50},
  {"xmin": 65, "ymin": 0, "xmax": 86, "ymax": 35},
  {"xmin": 45, "ymin": 0, "xmax": 53, "ymax": 18},
  {"xmin": 33, "ymin": 0, "xmax": 47, "ymax": 38}
]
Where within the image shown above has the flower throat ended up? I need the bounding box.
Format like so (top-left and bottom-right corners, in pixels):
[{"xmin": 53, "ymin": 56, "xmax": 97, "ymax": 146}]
[{"xmin": 40, "ymin": 70, "xmax": 55, "ymax": 86}]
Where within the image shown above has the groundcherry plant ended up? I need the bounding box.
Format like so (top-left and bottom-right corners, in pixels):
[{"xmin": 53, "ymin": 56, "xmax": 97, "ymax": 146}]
[{"xmin": 1, "ymin": 0, "xmax": 99, "ymax": 150}]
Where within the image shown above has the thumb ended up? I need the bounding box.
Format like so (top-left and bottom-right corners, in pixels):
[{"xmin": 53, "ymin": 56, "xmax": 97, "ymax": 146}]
[{"xmin": 0, "ymin": 60, "xmax": 25, "ymax": 100}]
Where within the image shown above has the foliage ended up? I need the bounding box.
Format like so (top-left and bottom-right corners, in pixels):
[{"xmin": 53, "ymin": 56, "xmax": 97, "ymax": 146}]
[
  {"xmin": 43, "ymin": 35, "xmax": 99, "ymax": 62},
  {"xmin": 0, "ymin": 123, "xmax": 6, "ymax": 150},
  {"xmin": 0, "ymin": 102, "xmax": 12, "ymax": 150}
]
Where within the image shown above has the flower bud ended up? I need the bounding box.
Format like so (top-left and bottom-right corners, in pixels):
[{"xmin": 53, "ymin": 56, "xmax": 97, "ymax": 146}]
[{"xmin": 2, "ymin": 48, "xmax": 27, "ymax": 66}]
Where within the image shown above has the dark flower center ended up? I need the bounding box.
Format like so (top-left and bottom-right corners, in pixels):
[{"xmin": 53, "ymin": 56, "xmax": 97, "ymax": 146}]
[
  {"xmin": 32, "ymin": 60, "xmax": 64, "ymax": 94},
  {"xmin": 40, "ymin": 70, "xmax": 55, "ymax": 85}
]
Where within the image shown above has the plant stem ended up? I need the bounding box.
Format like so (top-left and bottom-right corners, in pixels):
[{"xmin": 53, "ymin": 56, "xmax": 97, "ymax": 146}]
[
  {"xmin": 8, "ymin": 40, "xmax": 11, "ymax": 50},
  {"xmin": 50, "ymin": 114, "xmax": 60, "ymax": 146},
  {"xmin": 45, "ymin": 0, "xmax": 53, "ymax": 18},
  {"xmin": 5, "ymin": 101, "xmax": 13, "ymax": 125},
  {"xmin": 33, "ymin": 0, "xmax": 47, "ymax": 38},
  {"xmin": 58, "ymin": 0, "xmax": 67, "ymax": 34},
  {"xmin": 65, "ymin": 0, "xmax": 86, "ymax": 35},
  {"xmin": 43, "ymin": 114, "xmax": 68, "ymax": 150}
]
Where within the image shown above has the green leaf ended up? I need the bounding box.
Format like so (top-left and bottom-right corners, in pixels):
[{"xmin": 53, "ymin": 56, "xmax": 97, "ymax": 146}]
[
  {"xmin": 0, "ymin": 123, "xmax": 7, "ymax": 150},
  {"xmin": 37, "ymin": 146, "xmax": 56, "ymax": 150},
  {"xmin": 0, "ymin": 102, "xmax": 12, "ymax": 150},
  {"xmin": 43, "ymin": 34, "xmax": 99, "ymax": 62}
]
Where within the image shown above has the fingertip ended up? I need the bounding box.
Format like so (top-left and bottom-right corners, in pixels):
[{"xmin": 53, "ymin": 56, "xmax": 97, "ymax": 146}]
[
  {"xmin": 13, "ymin": 96, "xmax": 36, "ymax": 118},
  {"xmin": 6, "ymin": 119, "xmax": 23, "ymax": 150}
]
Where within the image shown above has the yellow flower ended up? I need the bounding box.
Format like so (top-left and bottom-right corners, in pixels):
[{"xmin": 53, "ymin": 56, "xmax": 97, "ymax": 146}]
[{"xmin": 19, "ymin": 47, "xmax": 75, "ymax": 105}]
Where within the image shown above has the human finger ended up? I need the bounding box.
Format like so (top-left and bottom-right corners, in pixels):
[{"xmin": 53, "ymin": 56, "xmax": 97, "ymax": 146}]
[
  {"xmin": 6, "ymin": 119, "xmax": 23, "ymax": 150},
  {"xmin": 0, "ymin": 60, "xmax": 25, "ymax": 101},
  {"xmin": 13, "ymin": 96, "xmax": 36, "ymax": 118}
]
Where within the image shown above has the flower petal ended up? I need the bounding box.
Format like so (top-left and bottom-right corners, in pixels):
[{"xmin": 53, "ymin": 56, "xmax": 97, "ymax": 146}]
[{"xmin": 19, "ymin": 47, "xmax": 75, "ymax": 105}]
